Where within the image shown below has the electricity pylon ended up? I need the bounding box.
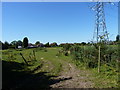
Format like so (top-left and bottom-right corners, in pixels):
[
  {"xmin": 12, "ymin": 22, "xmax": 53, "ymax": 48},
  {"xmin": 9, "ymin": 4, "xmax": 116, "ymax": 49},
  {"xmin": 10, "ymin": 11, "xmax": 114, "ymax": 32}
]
[{"xmin": 92, "ymin": 2, "xmax": 109, "ymax": 43}]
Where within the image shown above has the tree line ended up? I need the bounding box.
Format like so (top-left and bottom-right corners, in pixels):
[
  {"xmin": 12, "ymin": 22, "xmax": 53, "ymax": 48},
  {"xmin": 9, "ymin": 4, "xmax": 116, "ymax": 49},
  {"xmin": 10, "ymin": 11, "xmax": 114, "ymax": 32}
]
[
  {"xmin": 0, "ymin": 37, "xmax": 29, "ymax": 49},
  {"xmin": 0, "ymin": 37, "xmax": 58, "ymax": 50},
  {"xmin": 0, "ymin": 35, "xmax": 119, "ymax": 50}
]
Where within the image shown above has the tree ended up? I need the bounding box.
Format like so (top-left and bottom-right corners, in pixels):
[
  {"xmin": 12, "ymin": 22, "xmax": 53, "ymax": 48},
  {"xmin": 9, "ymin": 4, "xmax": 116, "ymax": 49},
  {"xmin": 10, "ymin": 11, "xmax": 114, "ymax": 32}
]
[
  {"xmin": 63, "ymin": 43, "xmax": 71, "ymax": 51},
  {"xmin": 1, "ymin": 41, "xmax": 10, "ymax": 49},
  {"xmin": 4, "ymin": 41, "xmax": 9, "ymax": 49},
  {"xmin": 59, "ymin": 43, "xmax": 65, "ymax": 47},
  {"xmin": 35, "ymin": 41, "xmax": 40, "ymax": 45},
  {"xmin": 17, "ymin": 40, "xmax": 22, "ymax": 46},
  {"xmin": 0, "ymin": 41, "xmax": 4, "ymax": 50},
  {"xmin": 23, "ymin": 37, "xmax": 28, "ymax": 48},
  {"xmin": 10, "ymin": 40, "xmax": 18, "ymax": 49},
  {"xmin": 0, "ymin": 41, "xmax": 2, "ymax": 49},
  {"xmin": 116, "ymin": 35, "xmax": 120, "ymax": 42},
  {"xmin": 74, "ymin": 43, "xmax": 81, "ymax": 46},
  {"xmin": 50, "ymin": 42, "xmax": 58, "ymax": 47},
  {"xmin": 10, "ymin": 40, "xmax": 17, "ymax": 46},
  {"xmin": 4, "ymin": 41, "xmax": 9, "ymax": 46},
  {"xmin": 44, "ymin": 42, "xmax": 49, "ymax": 47},
  {"xmin": 81, "ymin": 42, "xmax": 86, "ymax": 46}
]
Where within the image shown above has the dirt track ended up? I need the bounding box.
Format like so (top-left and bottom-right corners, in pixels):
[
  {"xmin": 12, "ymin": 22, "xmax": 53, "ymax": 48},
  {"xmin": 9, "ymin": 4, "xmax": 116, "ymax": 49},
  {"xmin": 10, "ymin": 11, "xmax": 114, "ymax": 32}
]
[{"xmin": 51, "ymin": 60, "xmax": 94, "ymax": 88}]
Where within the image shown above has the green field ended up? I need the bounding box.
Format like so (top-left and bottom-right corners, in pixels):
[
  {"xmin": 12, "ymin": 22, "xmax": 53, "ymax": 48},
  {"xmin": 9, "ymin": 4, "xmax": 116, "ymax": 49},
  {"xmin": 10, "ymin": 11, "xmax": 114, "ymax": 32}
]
[{"xmin": 1, "ymin": 47, "xmax": 119, "ymax": 89}]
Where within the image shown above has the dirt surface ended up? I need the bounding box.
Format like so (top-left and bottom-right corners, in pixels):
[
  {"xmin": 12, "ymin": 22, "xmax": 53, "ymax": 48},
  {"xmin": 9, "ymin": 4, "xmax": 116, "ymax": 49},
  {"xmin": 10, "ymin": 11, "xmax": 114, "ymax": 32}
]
[
  {"xmin": 51, "ymin": 60, "xmax": 94, "ymax": 88},
  {"xmin": 7, "ymin": 59, "xmax": 94, "ymax": 89}
]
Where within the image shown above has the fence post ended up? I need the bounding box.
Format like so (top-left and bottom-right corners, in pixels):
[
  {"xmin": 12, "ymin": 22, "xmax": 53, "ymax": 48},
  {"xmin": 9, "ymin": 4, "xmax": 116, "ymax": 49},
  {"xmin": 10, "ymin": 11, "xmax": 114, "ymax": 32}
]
[
  {"xmin": 20, "ymin": 53, "xmax": 28, "ymax": 65},
  {"xmin": 33, "ymin": 50, "xmax": 36, "ymax": 61},
  {"xmin": 98, "ymin": 46, "xmax": 101, "ymax": 73}
]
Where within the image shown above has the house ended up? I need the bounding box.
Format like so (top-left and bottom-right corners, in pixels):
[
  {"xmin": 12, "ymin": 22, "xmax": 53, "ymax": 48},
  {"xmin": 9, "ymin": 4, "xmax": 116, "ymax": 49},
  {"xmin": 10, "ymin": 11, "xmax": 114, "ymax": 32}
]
[
  {"xmin": 28, "ymin": 43, "xmax": 37, "ymax": 48},
  {"xmin": 18, "ymin": 46, "xmax": 22, "ymax": 49},
  {"xmin": 37, "ymin": 43, "xmax": 44, "ymax": 47}
]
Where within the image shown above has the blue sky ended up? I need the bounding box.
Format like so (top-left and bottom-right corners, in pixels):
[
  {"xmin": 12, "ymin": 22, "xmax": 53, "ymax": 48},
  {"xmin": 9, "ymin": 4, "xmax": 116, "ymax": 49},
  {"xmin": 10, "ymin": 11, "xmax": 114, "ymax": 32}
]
[{"xmin": 2, "ymin": 2, "xmax": 118, "ymax": 44}]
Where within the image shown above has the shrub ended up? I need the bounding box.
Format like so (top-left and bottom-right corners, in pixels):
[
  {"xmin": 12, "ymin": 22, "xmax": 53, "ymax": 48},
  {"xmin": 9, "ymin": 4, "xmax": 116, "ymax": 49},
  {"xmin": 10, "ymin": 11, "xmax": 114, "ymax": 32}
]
[
  {"xmin": 64, "ymin": 51, "xmax": 68, "ymax": 56},
  {"xmin": 61, "ymin": 42, "xmax": 118, "ymax": 69},
  {"xmin": 70, "ymin": 45, "xmax": 84, "ymax": 62},
  {"xmin": 63, "ymin": 43, "xmax": 72, "ymax": 51},
  {"xmin": 88, "ymin": 61, "xmax": 98, "ymax": 68}
]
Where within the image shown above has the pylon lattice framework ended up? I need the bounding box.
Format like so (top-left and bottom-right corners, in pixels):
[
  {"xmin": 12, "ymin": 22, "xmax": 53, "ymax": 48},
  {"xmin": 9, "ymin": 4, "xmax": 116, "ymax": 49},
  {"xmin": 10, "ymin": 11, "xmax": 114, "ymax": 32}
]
[{"xmin": 93, "ymin": 2, "xmax": 109, "ymax": 43}]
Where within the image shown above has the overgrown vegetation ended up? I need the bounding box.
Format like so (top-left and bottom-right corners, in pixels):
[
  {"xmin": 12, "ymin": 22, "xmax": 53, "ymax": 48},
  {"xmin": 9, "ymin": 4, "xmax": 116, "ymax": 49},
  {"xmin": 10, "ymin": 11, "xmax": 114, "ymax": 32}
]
[
  {"xmin": 61, "ymin": 42, "xmax": 119, "ymax": 87},
  {"xmin": 1, "ymin": 35, "xmax": 119, "ymax": 88},
  {"xmin": 2, "ymin": 45, "xmax": 119, "ymax": 88}
]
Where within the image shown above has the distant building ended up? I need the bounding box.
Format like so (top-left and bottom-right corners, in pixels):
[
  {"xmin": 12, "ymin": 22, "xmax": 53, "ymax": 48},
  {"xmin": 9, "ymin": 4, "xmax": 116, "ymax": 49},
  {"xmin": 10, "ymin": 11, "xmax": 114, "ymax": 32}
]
[
  {"xmin": 28, "ymin": 43, "xmax": 37, "ymax": 48},
  {"xmin": 37, "ymin": 43, "xmax": 44, "ymax": 47},
  {"xmin": 18, "ymin": 46, "xmax": 22, "ymax": 49}
]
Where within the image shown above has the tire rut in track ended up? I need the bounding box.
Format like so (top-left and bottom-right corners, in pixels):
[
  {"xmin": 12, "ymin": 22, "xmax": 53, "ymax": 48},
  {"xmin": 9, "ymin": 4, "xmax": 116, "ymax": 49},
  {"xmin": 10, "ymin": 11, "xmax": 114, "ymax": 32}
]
[{"xmin": 51, "ymin": 60, "xmax": 94, "ymax": 88}]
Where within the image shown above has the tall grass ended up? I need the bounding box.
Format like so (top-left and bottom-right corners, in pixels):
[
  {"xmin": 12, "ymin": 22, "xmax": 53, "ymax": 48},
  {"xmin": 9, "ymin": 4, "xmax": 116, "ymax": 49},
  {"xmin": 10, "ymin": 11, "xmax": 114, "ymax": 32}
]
[{"xmin": 61, "ymin": 44, "xmax": 118, "ymax": 87}]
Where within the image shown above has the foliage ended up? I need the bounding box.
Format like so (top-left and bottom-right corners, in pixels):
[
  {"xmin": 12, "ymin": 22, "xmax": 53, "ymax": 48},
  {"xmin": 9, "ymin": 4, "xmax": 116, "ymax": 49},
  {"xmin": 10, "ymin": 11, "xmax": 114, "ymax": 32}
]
[
  {"xmin": 44, "ymin": 42, "xmax": 50, "ymax": 47},
  {"xmin": 35, "ymin": 41, "xmax": 40, "ymax": 45},
  {"xmin": 70, "ymin": 45, "xmax": 98, "ymax": 68},
  {"xmin": 116, "ymin": 35, "xmax": 120, "ymax": 42},
  {"xmin": 0, "ymin": 41, "xmax": 2, "ymax": 50},
  {"xmin": 61, "ymin": 42, "xmax": 118, "ymax": 70},
  {"xmin": 81, "ymin": 42, "xmax": 86, "ymax": 46},
  {"xmin": 50, "ymin": 42, "xmax": 58, "ymax": 47},
  {"xmin": 63, "ymin": 43, "xmax": 72, "ymax": 51},
  {"xmin": 2, "ymin": 40, "xmax": 23, "ymax": 49},
  {"xmin": 2, "ymin": 47, "xmax": 118, "ymax": 88},
  {"xmin": 23, "ymin": 37, "xmax": 28, "ymax": 48},
  {"xmin": 65, "ymin": 44, "xmax": 118, "ymax": 87},
  {"xmin": 70, "ymin": 45, "xmax": 84, "ymax": 62},
  {"xmin": 17, "ymin": 40, "xmax": 23, "ymax": 46},
  {"xmin": 1, "ymin": 41, "xmax": 10, "ymax": 49},
  {"xmin": 10, "ymin": 41, "xmax": 17, "ymax": 46},
  {"xmin": 74, "ymin": 43, "xmax": 81, "ymax": 46}
]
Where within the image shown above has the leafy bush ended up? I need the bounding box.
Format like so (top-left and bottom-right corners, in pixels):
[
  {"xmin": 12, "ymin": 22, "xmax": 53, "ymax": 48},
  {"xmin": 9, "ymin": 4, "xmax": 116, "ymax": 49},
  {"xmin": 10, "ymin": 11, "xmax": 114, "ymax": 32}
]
[
  {"xmin": 63, "ymin": 43, "xmax": 118, "ymax": 69},
  {"xmin": 70, "ymin": 45, "xmax": 84, "ymax": 62},
  {"xmin": 63, "ymin": 43, "xmax": 72, "ymax": 51},
  {"xmin": 64, "ymin": 51, "xmax": 68, "ymax": 56}
]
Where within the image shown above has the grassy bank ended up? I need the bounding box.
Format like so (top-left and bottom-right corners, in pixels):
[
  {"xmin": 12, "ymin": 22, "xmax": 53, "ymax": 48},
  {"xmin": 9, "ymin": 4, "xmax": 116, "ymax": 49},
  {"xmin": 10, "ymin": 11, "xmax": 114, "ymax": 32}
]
[{"xmin": 2, "ymin": 46, "xmax": 119, "ymax": 88}]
